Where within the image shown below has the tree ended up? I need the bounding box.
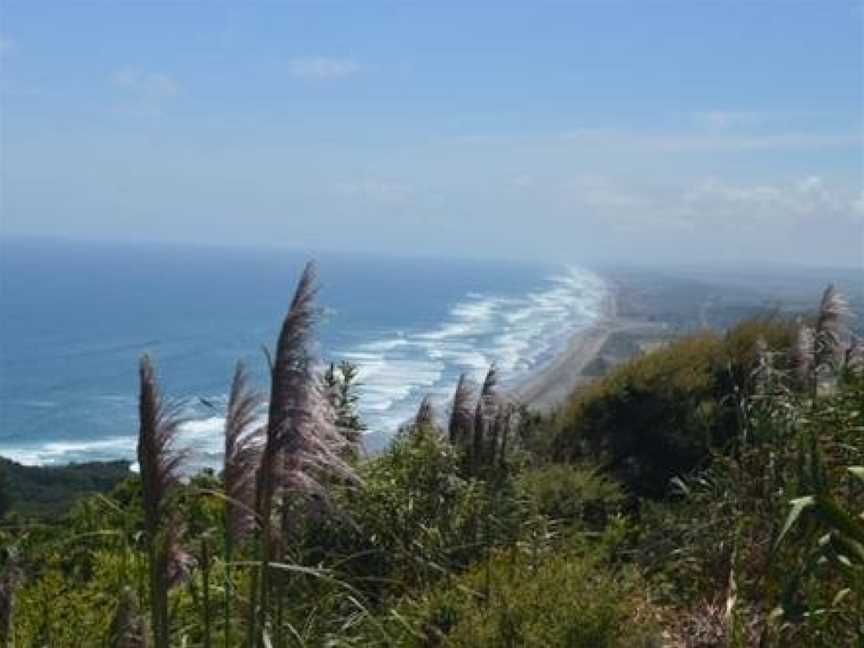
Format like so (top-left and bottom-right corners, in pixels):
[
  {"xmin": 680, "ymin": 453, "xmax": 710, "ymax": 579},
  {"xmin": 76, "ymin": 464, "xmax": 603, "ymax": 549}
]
[{"xmin": 322, "ymin": 361, "xmax": 367, "ymax": 448}]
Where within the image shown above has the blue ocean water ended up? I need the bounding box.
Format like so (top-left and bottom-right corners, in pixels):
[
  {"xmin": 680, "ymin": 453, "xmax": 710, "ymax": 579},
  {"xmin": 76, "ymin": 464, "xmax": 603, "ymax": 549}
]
[{"xmin": 0, "ymin": 238, "xmax": 607, "ymax": 466}]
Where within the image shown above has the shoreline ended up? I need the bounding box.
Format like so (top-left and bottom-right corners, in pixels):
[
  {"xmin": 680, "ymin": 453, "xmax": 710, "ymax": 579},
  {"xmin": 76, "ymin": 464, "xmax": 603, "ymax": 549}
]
[
  {"xmin": 509, "ymin": 280, "xmax": 671, "ymax": 412},
  {"xmin": 509, "ymin": 286, "xmax": 618, "ymax": 411},
  {"xmin": 0, "ymin": 277, "xmax": 647, "ymax": 467}
]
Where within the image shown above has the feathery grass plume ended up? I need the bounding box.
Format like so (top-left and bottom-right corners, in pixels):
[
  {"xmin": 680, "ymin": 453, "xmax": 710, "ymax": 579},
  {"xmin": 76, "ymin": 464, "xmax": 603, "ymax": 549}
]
[
  {"xmin": 163, "ymin": 523, "xmax": 196, "ymax": 591},
  {"xmin": 223, "ymin": 362, "xmax": 265, "ymax": 545},
  {"xmin": 251, "ymin": 261, "xmax": 356, "ymax": 645},
  {"xmin": 221, "ymin": 362, "xmax": 264, "ymax": 648},
  {"xmin": 276, "ymin": 364, "xmax": 356, "ymax": 494},
  {"xmin": 814, "ymin": 284, "xmax": 851, "ymax": 371},
  {"xmin": 251, "ymin": 262, "xmax": 317, "ymax": 644},
  {"xmin": 138, "ymin": 355, "xmax": 186, "ymax": 648},
  {"xmin": 414, "ymin": 395, "xmax": 435, "ymax": 430},
  {"xmin": 846, "ymin": 334, "xmax": 864, "ymax": 376},
  {"xmin": 276, "ymin": 372, "xmax": 354, "ymax": 546},
  {"xmin": 107, "ymin": 587, "xmax": 150, "ymax": 648},
  {"xmin": 272, "ymin": 368, "xmax": 353, "ymax": 647},
  {"xmin": 752, "ymin": 336, "xmax": 785, "ymax": 397},
  {"xmin": 448, "ymin": 373, "xmax": 475, "ymax": 448},
  {"xmin": 488, "ymin": 401, "xmax": 514, "ymax": 468},
  {"xmin": 497, "ymin": 403, "xmax": 516, "ymax": 469},
  {"xmin": 795, "ymin": 324, "xmax": 816, "ymax": 387},
  {"xmin": 473, "ymin": 364, "xmax": 498, "ymax": 469}
]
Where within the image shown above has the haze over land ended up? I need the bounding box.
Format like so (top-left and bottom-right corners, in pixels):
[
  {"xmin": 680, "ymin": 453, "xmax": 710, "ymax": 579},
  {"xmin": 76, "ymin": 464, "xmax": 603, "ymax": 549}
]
[{"xmin": 1, "ymin": 2, "xmax": 862, "ymax": 267}]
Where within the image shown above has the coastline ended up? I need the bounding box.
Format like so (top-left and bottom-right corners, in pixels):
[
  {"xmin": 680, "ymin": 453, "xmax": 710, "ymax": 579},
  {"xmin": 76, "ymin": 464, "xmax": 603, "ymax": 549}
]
[
  {"xmin": 509, "ymin": 280, "xmax": 670, "ymax": 412},
  {"xmin": 509, "ymin": 287, "xmax": 618, "ymax": 411}
]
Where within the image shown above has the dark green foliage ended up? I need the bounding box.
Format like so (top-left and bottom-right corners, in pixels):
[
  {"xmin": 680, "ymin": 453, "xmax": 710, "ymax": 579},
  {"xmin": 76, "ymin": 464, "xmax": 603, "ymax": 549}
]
[
  {"xmin": 554, "ymin": 333, "xmax": 725, "ymax": 495},
  {"xmin": 310, "ymin": 426, "xmax": 490, "ymax": 594},
  {"xmin": 322, "ymin": 360, "xmax": 367, "ymax": 447},
  {"xmin": 0, "ymin": 463, "xmax": 9, "ymax": 520},
  {"xmin": 0, "ymin": 456, "xmax": 131, "ymax": 519},
  {"xmin": 387, "ymin": 544, "xmax": 657, "ymax": 647},
  {"xmin": 637, "ymin": 360, "xmax": 864, "ymax": 644},
  {"xmin": 517, "ymin": 463, "xmax": 626, "ymax": 529},
  {"xmin": 553, "ymin": 317, "xmax": 797, "ymax": 496}
]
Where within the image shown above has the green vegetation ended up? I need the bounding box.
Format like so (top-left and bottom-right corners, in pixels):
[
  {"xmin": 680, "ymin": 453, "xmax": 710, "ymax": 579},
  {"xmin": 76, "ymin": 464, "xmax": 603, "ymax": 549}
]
[
  {"xmin": 552, "ymin": 316, "xmax": 797, "ymax": 496},
  {"xmin": 1, "ymin": 273, "xmax": 862, "ymax": 647},
  {"xmin": 386, "ymin": 541, "xmax": 656, "ymax": 647},
  {"xmin": 0, "ymin": 456, "xmax": 130, "ymax": 519}
]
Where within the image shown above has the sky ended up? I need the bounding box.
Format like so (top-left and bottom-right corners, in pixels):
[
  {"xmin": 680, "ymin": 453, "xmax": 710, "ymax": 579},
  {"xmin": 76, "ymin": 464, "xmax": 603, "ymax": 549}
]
[{"xmin": 0, "ymin": 1, "xmax": 862, "ymax": 267}]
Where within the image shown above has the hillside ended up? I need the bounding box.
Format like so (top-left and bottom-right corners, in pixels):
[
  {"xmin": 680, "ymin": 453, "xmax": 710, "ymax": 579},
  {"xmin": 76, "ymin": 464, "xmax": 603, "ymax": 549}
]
[
  {"xmin": 0, "ymin": 456, "xmax": 131, "ymax": 519},
  {"xmin": 1, "ymin": 279, "xmax": 862, "ymax": 647}
]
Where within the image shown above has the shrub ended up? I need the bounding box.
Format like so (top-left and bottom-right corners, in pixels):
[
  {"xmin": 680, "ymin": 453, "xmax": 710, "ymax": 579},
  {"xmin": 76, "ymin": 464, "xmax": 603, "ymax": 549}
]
[
  {"xmin": 554, "ymin": 333, "xmax": 724, "ymax": 496},
  {"xmin": 637, "ymin": 363, "xmax": 864, "ymax": 645},
  {"xmin": 299, "ymin": 426, "xmax": 490, "ymax": 599},
  {"xmin": 553, "ymin": 317, "xmax": 797, "ymax": 496},
  {"xmin": 0, "ymin": 457, "xmax": 131, "ymax": 519},
  {"xmin": 517, "ymin": 463, "xmax": 626, "ymax": 529},
  {"xmin": 390, "ymin": 545, "xmax": 658, "ymax": 647}
]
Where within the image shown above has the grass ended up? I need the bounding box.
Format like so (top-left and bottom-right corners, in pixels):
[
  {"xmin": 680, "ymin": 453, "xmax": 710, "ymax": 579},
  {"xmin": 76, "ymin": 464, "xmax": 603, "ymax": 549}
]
[{"xmin": 2, "ymin": 276, "xmax": 862, "ymax": 647}]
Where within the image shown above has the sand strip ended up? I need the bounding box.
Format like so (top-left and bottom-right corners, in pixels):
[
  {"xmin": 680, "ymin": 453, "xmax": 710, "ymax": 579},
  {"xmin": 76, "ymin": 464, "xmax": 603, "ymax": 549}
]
[
  {"xmin": 509, "ymin": 287, "xmax": 667, "ymax": 411},
  {"xmin": 509, "ymin": 288, "xmax": 617, "ymax": 411}
]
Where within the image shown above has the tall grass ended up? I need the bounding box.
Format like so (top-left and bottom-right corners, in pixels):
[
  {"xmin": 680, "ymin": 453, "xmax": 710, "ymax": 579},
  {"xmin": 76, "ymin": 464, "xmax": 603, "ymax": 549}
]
[
  {"xmin": 413, "ymin": 395, "xmax": 436, "ymax": 430},
  {"xmin": 137, "ymin": 355, "xmax": 186, "ymax": 648},
  {"xmin": 472, "ymin": 364, "xmax": 498, "ymax": 472},
  {"xmin": 814, "ymin": 284, "xmax": 850, "ymax": 369},
  {"xmin": 220, "ymin": 362, "xmax": 263, "ymax": 647},
  {"xmin": 249, "ymin": 261, "xmax": 356, "ymax": 646},
  {"xmin": 639, "ymin": 285, "xmax": 863, "ymax": 644},
  {"xmin": 448, "ymin": 373, "xmax": 475, "ymax": 449},
  {"xmin": 10, "ymin": 265, "xmax": 862, "ymax": 647}
]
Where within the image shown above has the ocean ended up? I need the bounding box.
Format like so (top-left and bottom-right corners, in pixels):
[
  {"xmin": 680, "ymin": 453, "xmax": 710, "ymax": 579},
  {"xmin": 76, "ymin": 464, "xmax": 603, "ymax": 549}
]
[{"xmin": 0, "ymin": 238, "xmax": 608, "ymax": 467}]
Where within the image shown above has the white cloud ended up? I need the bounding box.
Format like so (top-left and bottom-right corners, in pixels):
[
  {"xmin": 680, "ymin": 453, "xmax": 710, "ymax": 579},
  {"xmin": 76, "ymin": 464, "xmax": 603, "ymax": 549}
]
[
  {"xmin": 510, "ymin": 175, "xmax": 533, "ymax": 189},
  {"xmin": 558, "ymin": 129, "xmax": 861, "ymax": 153},
  {"xmin": 112, "ymin": 68, "xmax": 179, "ymax": 100},
  {"xmin": 288, "ymin": 57, "xmax": 361, "ymax": 80},
  {"xmin": 564, "ymin": 175, "xmax": 646, "ymax": 210},
  {"xmin": 693, "ymin": 110, "xmax": 764, "ymax": 130},
  {"xmin": 541, "ymin": 174, "xmax": 862, "ymax": 237},
  {"xmin": 453, "ymin": 129, "xmax": 860, "ymax": 154},
  {"xmin": 337, "ymin": 179, "xmax": 413, "ymax": 206},
  {"xmin": 679, "ymin": 176, "xmax": 858, "ymax": 227}
]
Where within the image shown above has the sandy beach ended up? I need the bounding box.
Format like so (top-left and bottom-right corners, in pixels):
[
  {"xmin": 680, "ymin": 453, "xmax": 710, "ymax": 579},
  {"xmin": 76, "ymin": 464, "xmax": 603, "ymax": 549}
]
[
  {"xmin": 510, "ymin": 281, "xmax": 671, "ymax": 412},
  {"xmin": 510, "ymin": 288, "xmax": 618, "ymax": 411}
]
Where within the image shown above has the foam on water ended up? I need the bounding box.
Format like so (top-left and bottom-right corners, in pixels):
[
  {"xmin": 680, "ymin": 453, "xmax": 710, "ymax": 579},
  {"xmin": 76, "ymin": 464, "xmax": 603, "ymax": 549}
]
[
  {"xmin": 332, "ymin": 265, "xmax": 608, "ymax": 434},
  {"xmin": 2, "ymin": 436, "xmax": 139, "ymax": 466},
  {"xmin": 0, "ymin": 264, "xmax": 608, "ymax": 467},
  {"xmin": 2, "ymin": 416, "xmax": 246, "ymax": 471}
]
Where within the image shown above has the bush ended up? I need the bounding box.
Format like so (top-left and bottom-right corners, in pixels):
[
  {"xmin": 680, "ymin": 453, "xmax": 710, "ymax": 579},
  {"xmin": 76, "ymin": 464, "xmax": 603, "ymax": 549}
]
[
  {"xmin": 553, "ymin": 317, "xmax": 797, "ymax": 496},
  {"xmin": 517, "ymin": 463, "xmax": 626, "ymax": 529},
  {"xmin": 299, "ymin": 427, "xmax": 493, "ymax": 599},
  {"xmin": 637, "ymin": 368, "xmax": 864, "ymax": 646},
  {"xmin": 390, "ymin": 545, "xmax": 658, "ymax": 647},
  {"xmin": 0, "ymin": 457, "xmax": 132, "ymax": 519}
]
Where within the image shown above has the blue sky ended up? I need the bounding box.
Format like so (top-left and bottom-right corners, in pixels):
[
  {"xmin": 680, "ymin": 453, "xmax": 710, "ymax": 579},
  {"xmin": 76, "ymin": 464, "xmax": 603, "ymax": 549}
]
[{"xmin": 1, "ymin": 1, "xmax": 862, "ymax": 266}]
